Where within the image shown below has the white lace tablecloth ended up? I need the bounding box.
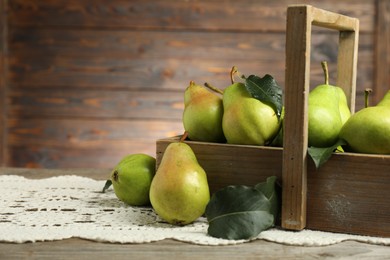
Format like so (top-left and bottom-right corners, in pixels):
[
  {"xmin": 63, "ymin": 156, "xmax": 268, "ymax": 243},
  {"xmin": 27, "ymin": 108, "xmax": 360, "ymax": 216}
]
[{"xmin": 1, "ymin": 175, "xmax": 389, "ymax": 246}]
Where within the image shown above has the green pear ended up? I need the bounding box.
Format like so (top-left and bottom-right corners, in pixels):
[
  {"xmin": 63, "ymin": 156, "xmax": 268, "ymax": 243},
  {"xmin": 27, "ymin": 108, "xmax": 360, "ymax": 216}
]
[
  {"xmin": 377, "ymin": 90, "xmax": 390, "ymax": 107},
  {"xmin": 182, "ymin": 81, "xmax": 225, "ymax": 142},
  {"xmin": 222, "ymin": 82, "xmax": 280, "ymax": 145},
  {"xmin": 337, "ymin": 87, "xmax": 351, "ymax": 124},
  {"xmin": 150, "ymin": 142, "xmax": 210, "ymax": 225},
  {"xmin": 339, "ymin": 91, "xmax": 390, "ymax": 154},
  {"xmin": 308, "ymin": 61, "xmax": 350, "ymax": 147},
  {"xmin": 110, "ymin": 154, "xmax": 156, "ymax": 206}
]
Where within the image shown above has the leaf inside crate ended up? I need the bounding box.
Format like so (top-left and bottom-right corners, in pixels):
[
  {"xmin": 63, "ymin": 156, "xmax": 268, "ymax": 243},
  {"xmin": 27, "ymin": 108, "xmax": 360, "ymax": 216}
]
[
  {"xmin": 244, "ymin": 74, "xmax": 283, "ymax": 119},
  {"xmin": 308, "ymin": 139, "xmax": 347, "ymax": 169}
]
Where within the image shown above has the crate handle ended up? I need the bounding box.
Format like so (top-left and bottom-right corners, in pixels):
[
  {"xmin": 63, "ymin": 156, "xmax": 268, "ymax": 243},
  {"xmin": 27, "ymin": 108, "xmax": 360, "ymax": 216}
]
[{"xmin": 281, "ymin": 5, "xmax": 359, "ymax": 230}]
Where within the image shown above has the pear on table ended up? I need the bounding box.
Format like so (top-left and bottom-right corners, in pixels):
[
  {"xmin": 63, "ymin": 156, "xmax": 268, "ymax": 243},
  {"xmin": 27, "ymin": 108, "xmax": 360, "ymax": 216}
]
[
  {"xmin": 149, "ymin": 142, "xmax": 210, "ymax": 225},
  {"xmin": 109, "ymin": 154, "xmax": 156, "ymax": 206}
]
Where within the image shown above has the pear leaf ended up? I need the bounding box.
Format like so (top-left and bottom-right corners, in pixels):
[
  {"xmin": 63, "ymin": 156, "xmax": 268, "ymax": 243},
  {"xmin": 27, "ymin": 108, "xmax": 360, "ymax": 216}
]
[
  {"xmin": 255, "ymin": 176, "xmax": 280, "ymax": 221},
  {"xmin": 244, "ymin": 74, "xmax": 283, "ymax": 119},
  {"xmin": 102, "ymin": 179, "xmax": 112, "ymax": 193},
  {"xmin": 308, "ymin": 139, "xmax": 347, "ymax": 169},
  {"xmin": 205, "ymin": 184, "xmax": 275, "ymax": 240}
]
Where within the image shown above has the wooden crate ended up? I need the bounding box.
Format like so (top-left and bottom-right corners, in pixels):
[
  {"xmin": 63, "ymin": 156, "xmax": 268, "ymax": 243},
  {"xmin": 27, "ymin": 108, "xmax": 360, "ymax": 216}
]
[
  {"xmin": 157, "ymin": 137, "xmax": 390, "ymax": 237},
  {"xmin": 156, "ymin": 5, "xmax": 390, "ymax": 238}
]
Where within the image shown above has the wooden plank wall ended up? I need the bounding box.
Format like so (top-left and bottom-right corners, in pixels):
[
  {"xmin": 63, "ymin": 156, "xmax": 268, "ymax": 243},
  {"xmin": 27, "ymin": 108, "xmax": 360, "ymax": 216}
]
[
  {"xmin": 0, "ymin": 0, "xmax": 386, "ymax": 168},
  {"xmin": 0, "ymin": 0, "xmax": 7, "ymax": 166}
]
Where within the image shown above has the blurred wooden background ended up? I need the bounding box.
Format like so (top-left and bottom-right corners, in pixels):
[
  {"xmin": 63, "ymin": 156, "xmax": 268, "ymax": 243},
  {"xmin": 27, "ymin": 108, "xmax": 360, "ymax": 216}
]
[{"xmin": 0, "ymin": 0, "xmax": 389, "ymax": 169}]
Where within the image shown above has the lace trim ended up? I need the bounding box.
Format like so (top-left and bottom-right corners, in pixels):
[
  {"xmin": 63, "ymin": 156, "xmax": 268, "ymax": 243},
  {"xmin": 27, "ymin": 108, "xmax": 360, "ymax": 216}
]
[{"xmin": 1, "ymin": 175, "xmax": 389, "ymax": 246}]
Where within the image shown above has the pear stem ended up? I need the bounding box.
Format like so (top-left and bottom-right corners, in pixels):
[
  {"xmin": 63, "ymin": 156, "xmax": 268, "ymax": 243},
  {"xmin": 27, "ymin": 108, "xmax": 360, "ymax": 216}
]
[
  {"xmin": 189, "ymin": 80, "xmax": 195, "ymax": 87},
  {"xmin": 321, "ymin": 61, "xmax": 329, "ymax": 85},
  {"xmin": 230, "ymin": 66, "xmax": 239, "ymax": 84},
  {"xmin": 364, "ymin": 88, "xmax": 372, "ymax": 108},
  {"xmin": 180, "ymin": 131, "xmax": 188, "ymax": 142},
  {"xmin": 204, "ymin": 82, "xmax": 224, "ymax": 95}
]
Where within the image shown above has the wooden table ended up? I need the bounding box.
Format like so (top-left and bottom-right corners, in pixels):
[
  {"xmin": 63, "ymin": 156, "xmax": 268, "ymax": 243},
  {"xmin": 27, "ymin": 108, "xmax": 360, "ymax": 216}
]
[{"xmin": 1, "ymin": 167, "xmax": 389, "ymax": 259}]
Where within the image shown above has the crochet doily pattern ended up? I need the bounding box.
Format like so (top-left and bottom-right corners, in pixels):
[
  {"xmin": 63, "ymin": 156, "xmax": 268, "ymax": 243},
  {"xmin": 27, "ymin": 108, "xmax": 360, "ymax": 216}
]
[{"xmin": 1, "ymin": 175, "xmax": 389, "ymax": 246}]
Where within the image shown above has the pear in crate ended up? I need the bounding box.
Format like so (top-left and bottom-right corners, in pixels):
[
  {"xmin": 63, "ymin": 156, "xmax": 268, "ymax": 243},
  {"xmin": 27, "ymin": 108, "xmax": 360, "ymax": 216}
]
[
  {"xmin": 337, "ymin": 87, "xmax": 352, "ymax": 125},
  {"xmin": 377, "ymin": 90, "xmax": 390, "ymax": 107},
  {"xmin": 222, "ymin": 82, "xmax": 280, "ymax": 145},
  {"xmin": 150, "ymin": 142, "xmax": 210, "ymax": 225},
  {"xmin": 308, "ymin": 61, "xmax": 350, "ymax": 147},
  {"xmin": 182, "ymin": 81, "xmax": 225, "ymax": 143},
  {"xmin": 110, "ymin": 154, "xmax": 156, "ymax": 206},
  {"xmin": 339, "ymin": 90, "xmax": 390, "ymax": 154}
]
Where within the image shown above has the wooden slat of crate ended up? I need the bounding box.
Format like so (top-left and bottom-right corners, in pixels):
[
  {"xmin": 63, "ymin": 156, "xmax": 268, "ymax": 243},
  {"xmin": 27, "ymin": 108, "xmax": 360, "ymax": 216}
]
[
  {"xmin": 156, "ymin": 136, "xmax": 390, "ymax": 237},
  {"xmin": 306, "ymin": 153, "xmax": 390, "ymax": 237},
  {"xmin": 282, "ymin": 4, "xmax": 359, "ymax": 231},
  {"xmin": 156, "ymin": 136, "xmax": 283, "ymax": 193},
  {"xmin": 375, "ymin": 0, "xmax": 390, "ymax": 103}
]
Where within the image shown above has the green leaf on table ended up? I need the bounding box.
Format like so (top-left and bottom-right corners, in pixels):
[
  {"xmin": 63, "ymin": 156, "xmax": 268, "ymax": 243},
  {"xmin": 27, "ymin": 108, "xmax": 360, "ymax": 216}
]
[
  {"xmin": 308, "ymin": 139, "xmax": 347, "ymax": 169},
  {"xmin": 205, "ymin": 185, "xmax": 274, "ymax": 240},
  {"xmin": 244, "ymin": 74, "xmax": 283, "ymax": 119},
  {"xmin": 255, "ymin": 176, "xmax": 280, "ymax": 221},
  {"xmin": 102, "ymin": 179, "xmax": 112, "ymax": 193}
]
